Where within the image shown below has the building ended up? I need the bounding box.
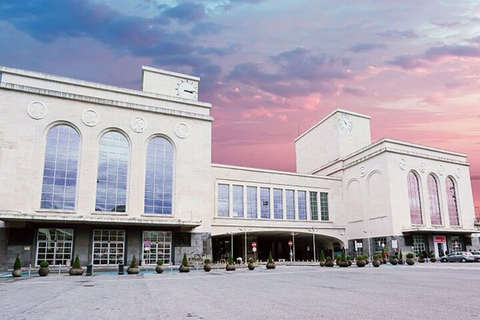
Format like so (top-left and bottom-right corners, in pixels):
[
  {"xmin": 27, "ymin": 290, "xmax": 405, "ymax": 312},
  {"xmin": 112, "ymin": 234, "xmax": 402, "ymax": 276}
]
[{"xmin": 0, "ymin": 66, "xmax": 477, "ymax": 270}]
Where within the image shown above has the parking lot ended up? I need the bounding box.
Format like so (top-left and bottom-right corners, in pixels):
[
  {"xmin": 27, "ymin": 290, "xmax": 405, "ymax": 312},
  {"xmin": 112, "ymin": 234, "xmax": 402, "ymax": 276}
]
[{"xmin": 1, "ymin": 263, "xmax": 480, "ymax": 320}]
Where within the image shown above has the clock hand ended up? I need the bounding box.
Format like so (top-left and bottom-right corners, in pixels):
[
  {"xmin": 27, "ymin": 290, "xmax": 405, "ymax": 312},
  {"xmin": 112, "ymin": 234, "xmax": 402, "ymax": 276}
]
[{"xmin": 184, "ymin": 89, "xmax": 196, "ymax": 94}]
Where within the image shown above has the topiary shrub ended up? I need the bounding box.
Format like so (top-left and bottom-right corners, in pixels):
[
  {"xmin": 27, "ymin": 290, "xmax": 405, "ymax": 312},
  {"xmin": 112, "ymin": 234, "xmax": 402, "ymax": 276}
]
[
  {"xmin": 248, "ymin": 258, "xmax": 254, "ymax": 263},
  {"xmin": 157, "ymin": 259, "xmax": 164, "ymax": 266},
  {"xmin": 406, "ymin": 253, "xmax": 414, "ymax": 259},
  {"xmin": 268, "ymin": 251, "xmax": 274, "ymax": 264},
  {"xmin": 182, "ymin": 253, "xmax": 188, "ymax": 267},
  {"xmin": 130, "ymin": 255, "xmax": 138, "ymax": 268},
  {"xmin": 72, "ymin": 255, "xmax": 81, "ymax": 268},
  {"xmin": 319, "ymin": 250, "xmax": 325, "ymax": 261},
  {"xmin": 14, "ymin": 254, "xmax": 21, "ymax": 270},
  {"xmin": 40, "ymin": 261, "xmax": 49, "ymax": 268},
  {"xmin": 204, "ymin": 258, "xmax": 211, "ymax": 264}
]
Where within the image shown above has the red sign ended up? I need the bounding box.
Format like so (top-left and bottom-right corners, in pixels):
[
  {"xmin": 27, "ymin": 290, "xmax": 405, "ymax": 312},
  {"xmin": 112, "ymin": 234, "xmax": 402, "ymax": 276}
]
[
  {"xmin": 433, "ymin": 236, "xmax": 446, "ymax": 243},
  {"xmin": 252, "ymin": 241, "xmax": 257, "ymax": 247},
  {"xmin": 288, "ymin": 240, "xmax": 293, "ymax": 247}
]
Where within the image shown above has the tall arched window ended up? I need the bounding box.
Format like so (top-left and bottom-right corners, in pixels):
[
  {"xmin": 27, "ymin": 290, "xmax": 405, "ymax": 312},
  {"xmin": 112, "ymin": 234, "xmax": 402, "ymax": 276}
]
[
  {"xmin": 407, "ymin": 171, "xmax": 423, "ymax": 225},
  {"xmin": 427, "ymin": 174, "xmax": 442, "ymax": 225},
  {"xmin": 41, "ymin": 124, "xmax": 80, "ymax": 210},
  {"xmin": 95, "ymin": 131, "xmax": 129, "ymax": 212},
  {"xmin": 144, "ymin": 137, "xmax": 173, "ymax": 214},
  {"xmin": 446, "ymin": 176, "xmax": 459, "ymax": 226}
]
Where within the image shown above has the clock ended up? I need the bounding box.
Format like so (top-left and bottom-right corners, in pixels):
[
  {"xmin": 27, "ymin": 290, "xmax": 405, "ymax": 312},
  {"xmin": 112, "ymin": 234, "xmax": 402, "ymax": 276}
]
[
  {"xmin": 176, "ymin": 80, "xmax": 197, "ymax": 100},
  {"xmin": 338, "ymin": 114, "xmax": 353, "ymax": 132}
]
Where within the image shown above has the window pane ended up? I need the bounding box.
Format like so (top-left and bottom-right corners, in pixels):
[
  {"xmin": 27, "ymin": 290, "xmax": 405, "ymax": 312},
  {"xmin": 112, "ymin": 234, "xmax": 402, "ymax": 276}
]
[
  {"xmin": 232, "ymin": 185, "xmax": 244, "ymax": 218},
  {"xmin": 310, "ymin": 192, "xmax": 318, "ymax": 220},
  {"xmin": 298, "ymin": 191, "xmax": 307, "ymax": 220},
  {"xmin": 260, "ymin": 188, "xmax": 270, "ymax": 219},
  {"xmin": 41, "ymin": 125, "xmax": 79, "ymax": 210},
  {"xmin": 246, "ymin": 186, "xmax": 257, "ymax": 219},
  {"xmin": 428, "ymin": 175, "xmax": 442, "ymax": 225},
  {"xmin": 286, "ymin": 190, "xmax": 295, "ymax": 220},
  {"xmin": 218, "ymin": 184, "xmax": 229, "ymax": 217},
  {"xmin": 407, "ymin": 171, "xmax": 423, "ymax": 225},
  {"xmin": 320, "ymin": 192, "xmax": 329, "ymax": 221},
  {"xmin": 446, "ymin": 177, "xmax": 459, "ymax": 226},
  {"xmin": 273, "ymin": 189, "xmax": 283, "ymax": 219}
]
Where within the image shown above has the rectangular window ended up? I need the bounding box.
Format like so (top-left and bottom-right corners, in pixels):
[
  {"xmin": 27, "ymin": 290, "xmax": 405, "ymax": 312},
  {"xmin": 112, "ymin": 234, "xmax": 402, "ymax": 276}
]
[
  {"xmin": 92, "ymin": 229, "xmax": 125, "ymax": 266},
  {"xmin": 232, "ymin": 185, "xmax": 244, "ymax": 218},
  {"xmin": 218, "ymin": 184, "xmax": 230, "ymax": 217},
  {"xmin": 286, "ymin": 190, "xmax": 295, "ymax": 220},
  {"xmin": 374, "ymin": 237, "xmax": 387, "ymax": 253},
  {"xmin": 320, "ymin": 192, "xmax": 329, "ymax": 221},
  {"xmin": 273, "ymin": 189, "xmax": 283, "ymax": 219},
  {"xmin": 310, "ymin": 192, "xmax": 318, "ymax": 220},
  {"xmin": 412, "ymin": 235, "xmax": 426, "ymax": 255},
  {"xmin": 298, "ymin": 191, "xmax": 307, "ymax": 220},
  {"xmin": 36, "ymin": 228, "xmax": 74, "ymax": 266},
  {"xmin": 142, "ymin": 231, "xmax": 172, "ymax": 265},
  {"xmin": 246, "ymin": 186, "xmax": 257, "ymax": 218},
  {"xmin": 354, "ymin": 240, "xmax": 364, "ymax": 254},
  {"xmin": 260, "ymin": 187, "xmax": 270, "ymax": 219}
]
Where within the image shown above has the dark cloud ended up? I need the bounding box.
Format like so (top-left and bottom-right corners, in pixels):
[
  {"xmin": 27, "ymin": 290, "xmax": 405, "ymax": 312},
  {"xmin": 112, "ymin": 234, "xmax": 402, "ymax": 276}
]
[
  {"xmin": 197, "ymin": 44, "xmax": 241, "ymax": 56},
  {"xmin": 163, "ymin": 1, "xmax": 206, "ymax": 23},
  {"xmin": 191, "ymin": 22, "xmax": 223, "ymax": 36},
  {"xmin": 376, "ymin": 29, "xmax": 418, "ymax": 39},
  {"xmin": 388, "ymin": 55, "xmax": 426, "ymax": 69},
  {"xmin": 348, "ymin": 43, "xmax": 386, "ymax": 53}
]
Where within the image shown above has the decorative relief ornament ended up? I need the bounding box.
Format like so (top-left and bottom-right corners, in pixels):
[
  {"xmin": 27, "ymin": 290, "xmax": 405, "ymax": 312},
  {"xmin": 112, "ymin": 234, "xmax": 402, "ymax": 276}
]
[
  {"xmin": 399, "ymin": 159, "xmax": 406, "ymax": 170},
  {"xmin": 438, "ymin": 164, "xmax": 445, "ymax": 176},
  {"xmin": 359, "ymin": 166, "xmax": 366, "ymax": 177},
  {"xmin": 131, "ymin": 116, "xmax": 146, "ymax": 133},
  {"xmin": 27, "ymin": 101, "xmax": 47, "ymax": 119},
  {"xmin": 419, "ymin": 162, "xmax": 426, "ymax": 173},
  {"xmin": 455, "ymin": 168, "xmax": 461, "ymax": 178},
  {"xmin": 175, "ymin": 123, "xmax": 190, "ymax": 139},
  {"xmin": 82, "ymin": 109, "xmax": 99, "ymax": 126}
]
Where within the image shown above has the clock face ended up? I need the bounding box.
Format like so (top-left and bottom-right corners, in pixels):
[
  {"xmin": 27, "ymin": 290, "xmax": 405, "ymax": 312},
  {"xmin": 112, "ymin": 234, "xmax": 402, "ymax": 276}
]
[
  {"xmin": 176, "ymin": 81, "xmax": 197, "ymax": 100},
  {"xmin": 338, "ymin": 114, "xmax": 353, "ymax": 132}
]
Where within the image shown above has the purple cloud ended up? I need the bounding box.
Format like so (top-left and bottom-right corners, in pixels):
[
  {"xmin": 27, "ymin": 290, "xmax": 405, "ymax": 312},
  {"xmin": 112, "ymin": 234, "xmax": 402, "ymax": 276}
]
[
  {"xmin": 163, "ymin": 1, "xmax": 206, "ymax": 23},
  {"xmin": 348, "ymin": 43, "xmax": 386, "ymax": 53},
  {"xmin": 376, "ymin": 29, "xmax": 418, "ymax": 39}
]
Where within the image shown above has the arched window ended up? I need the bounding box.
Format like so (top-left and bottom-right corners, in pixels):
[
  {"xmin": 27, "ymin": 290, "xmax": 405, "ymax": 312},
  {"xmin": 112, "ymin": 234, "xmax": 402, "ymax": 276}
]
[
  {"xmin": 95, "ymin": 131, "xmax": 129, "ymax": 212},
  {"xmin": 446, "ymin": 176, "xmax": 459, "ymax": 226},
  {"xmin": 144, "ymin": 137, "xmax": 173, "ymax": 214},
  {"xmin": 427, "ymin": 174, "xmax": 442, "ymax": 225},
  {"xmin": 41, "ymin": 124, "xmax": 80, "ymax": 210},
  {"xmin": 407, "ymin": 171, "xmax": 423, "ymax": 225}
]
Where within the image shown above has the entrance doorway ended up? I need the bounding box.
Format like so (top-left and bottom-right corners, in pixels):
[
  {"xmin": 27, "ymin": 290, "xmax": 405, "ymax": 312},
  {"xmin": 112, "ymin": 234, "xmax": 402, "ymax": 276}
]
[{"xmin": 433, "ymin": 235, "xmax": 447, "ymax": 258}]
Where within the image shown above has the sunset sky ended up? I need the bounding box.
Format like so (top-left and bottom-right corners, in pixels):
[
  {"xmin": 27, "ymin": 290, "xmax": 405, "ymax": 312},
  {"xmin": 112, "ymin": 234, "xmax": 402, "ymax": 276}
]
[{"xmin": 0, "ymin": 0, "xmax": 479, "ymax": 210}]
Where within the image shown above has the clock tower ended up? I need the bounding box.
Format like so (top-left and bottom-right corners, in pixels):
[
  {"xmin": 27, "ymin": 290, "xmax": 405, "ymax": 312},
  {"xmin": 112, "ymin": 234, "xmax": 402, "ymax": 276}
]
[
  {"xmin": 295, "ymin": 109, "xmax": 371, "ymax": 174},
  {"xmin": 141, "ymin": 66, "xmax": 199, "ymax": 100}
]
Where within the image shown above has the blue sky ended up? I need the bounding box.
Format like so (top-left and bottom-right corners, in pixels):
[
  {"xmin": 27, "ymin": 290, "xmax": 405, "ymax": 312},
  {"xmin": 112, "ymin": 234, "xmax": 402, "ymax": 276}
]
[{"xmin": 1, "ymin": 0, "xmax": 479, "ymax": 207}]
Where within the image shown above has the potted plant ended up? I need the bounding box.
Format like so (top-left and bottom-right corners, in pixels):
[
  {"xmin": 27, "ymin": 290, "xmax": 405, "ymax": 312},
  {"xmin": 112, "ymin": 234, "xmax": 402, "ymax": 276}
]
[
  {"xmin": 12, "ymin": 254, "xmax": 22, "ymax": 277},
  {"xmin": 356, "ymin": 254, "xmax": 366, "ymax": 268},
  {"xmin": 347, "ymin": 255, "xmax": 353, "ymax": 266},
  {"xmin": 126, "ymin": 255, "xmax": 140, "ymax": 274},
  {"xmin": 247, "ymin": 258, "xmax": 255, "ymax": 270},
  {"xmin": 38, "ymin": 260, "xmax": 49, "ymax": 277},
  {"xmin": 418, "ymin": 251, "xmax": 425, "ymax": 263},
  {"xmin": 226, "ymin": 253, "xmax": 236, "ymax": 271},
  {"xmin": 389, "ymin": 253, "xmax": 398, "ymax": 265},
  {"xmin": 179, "ymin": 253, "xmax": 190, "ymax": 273},
  {"xmin": 156, "ymin": 259, "xmax": 164, "ymax": 274},
  {"xmin": 406, "ymin": 252, "xmax": 415, "ymax": 265},
  {"xmin": 204, "ymin": 258, "xmax": 212, "ymax": 272},
  {"xmin": 337, "ymin": 249, "xmax": 349, "ymax": 267},
  {"xmin": 325, "ymin": 256, "xmax": 334, "ymax": 267},
  {"xmin": 429, "ymin": 253, "xmax": 436, "ymax": 263},
  {"xmin": 266, "ymin": 251, "xmax": 276, "ymax": 269},
  {"xmin": 398, "ymin": 249, "xmax": 404, "ymax": 265},
  {"xmin": 372, "ymin": 254, "xmax": 381, "ymax": 267},
  {"xmin": 319, "ymin": 250, "xmax": 326, "ymax": 267},
  {"xmin": 69, "ymin": 255, "xmax": 84, "ymax": 276}
]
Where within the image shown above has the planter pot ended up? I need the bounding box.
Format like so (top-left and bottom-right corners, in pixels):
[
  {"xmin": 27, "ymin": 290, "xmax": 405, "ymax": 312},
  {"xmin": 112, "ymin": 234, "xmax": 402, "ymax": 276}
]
[
  {"xmin": 430, "ymin": 258, "xmax": 437, "ymax": 263},
  {"xmin": 398, "ymin": 259, "xmax": 404, "ymax": 265},
  {"xmin": 319, "ymin": 261, "xmax": 325, "ymax": 267},
  {"xmin": 127, "ymin": 267, "xmax": 139, "ymax": 274},
  {"xmin": 266, "ymin": 262, "xmax": 276, "ymax": 269},
  {"xmin": 179, "ymin": 265, "xmax": 190, "ymax": 273},
  {"xmin": 356, "ymin": 260, "xmax": 366, "ymax": 268},
  {"xmin": 390, "ymin": 259, "xmax": 398, "ymax": 265},
  {"xmin": 204, "ymin": 264, "xmax": 212, "ymax": 272},
  {"xmin": 247, "ymin": 262, "xmax": 255, "ymax": 270},
  {"xmin": 338, "ymin": 260, "xmax": 349, "ymax": 267},
  {"xmin": 325, "ymin": 261, "xmax": 334, "ymax": 267},
  {"xmin": 418, "ymin": 258, "xmax": 425, "ymax": 263},
  {"xmin": 38, "ymin": 267, "xmax": 49, "ymax": 277},
  {"xmin": 406, "ymin": 258, "xmax": 415, "ymax": 266},
  {"xmin": 226, "ymin": 264, "xmax": 236, "ymax": 271},
  {"xmin": 372, "ymin": 260, "xmax": 381, "ymax": 267},
  {"xmin": 69, "ymin": 268, "xmax": 84, "ymax": 276},
  {"xmin": 12, "ymin": 269, "xmax": 22, "ymax": 277},
  {"xmin": 155, "ymin": 265, "xmax": 164, "ymax": 274}
]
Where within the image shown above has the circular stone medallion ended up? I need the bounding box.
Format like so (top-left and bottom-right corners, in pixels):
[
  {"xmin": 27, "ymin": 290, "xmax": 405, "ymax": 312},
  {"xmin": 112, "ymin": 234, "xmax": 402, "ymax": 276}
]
[
  {"xmin": 82, "ymin": 109, "xmax": 99, "ymax": 126},
  {"xmin": 131, "ymin": 116, "xmax": 146, "ymax": 133},
  {"xmin": 27, "ymin": 101, "xmax": 47, "ymax": 119},
  {"xmin": 175, "ymin": 123, "xmax": 190, "ymax": 139}
]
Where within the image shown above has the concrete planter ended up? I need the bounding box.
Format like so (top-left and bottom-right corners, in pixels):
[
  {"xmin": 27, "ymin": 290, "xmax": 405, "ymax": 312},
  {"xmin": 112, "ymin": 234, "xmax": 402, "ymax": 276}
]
[
  {"xmin": 38, "ymin": 267, "xmax": 49, "ymax": 277},
  {"xmin": 12, "ymin": 269, "xmax": 22, "ymax": 277},
  {"xmin": 226, "ymin": 264, "xmax": 236, "ymax": 271},
  {"xmin": 203, "ymin": 264, "xmax": 212, "ymax": 272},
  {"xmin": 127, "ymin": 267, "xmax": 139, "ymax": 274},
  {"xmin": 69, "ymin": 268, "xmax": 84, "ymax": 276},
  {"xmin": 356, "ymin": 260, "xmax": 366, "ymax": 267},
  {"xmin": 266, "ymin": 262, "xmax": 276, "ymax": 269},
  {"xmin": 155, "ymin": 265, "xmax": 164, "ymax": 274},
  {"xmin": 179, "ymin": 265, "xmax": 190, "ymax": 273}
]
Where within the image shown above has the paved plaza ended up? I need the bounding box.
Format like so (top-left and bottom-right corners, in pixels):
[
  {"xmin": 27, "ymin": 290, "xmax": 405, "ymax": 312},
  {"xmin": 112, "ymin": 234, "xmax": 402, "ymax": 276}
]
[{"xmin": 1, "ymin": 263, "xmax": 480, "ymax": 320}]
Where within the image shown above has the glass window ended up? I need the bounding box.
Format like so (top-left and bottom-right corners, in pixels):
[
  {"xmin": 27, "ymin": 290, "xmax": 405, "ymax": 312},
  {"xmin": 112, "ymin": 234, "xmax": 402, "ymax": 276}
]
[
  {"xmin": 95, "ymin": 131, "xmax": 129, "ymax": 212},
  {"xmin": 92, "ymin": 230, "xmax": 125, "ymax": 266},
  {"xmin": 144, "ymin": 137, "xmax": 173, "ymax": 214},
  {"xmin": 218, "ymin": 184, "xmax": 230, "ymax": 217},
  {"xmin": 373, "ymin": 237, "xmax": 387, "ymax": 252},
  {"xmin": 320, "ymin": 192, "xmax": 329, "ymax": 221},
  {"xmin": 273, "ymin": 189, "xmax": 283, "ymax": 219},
  {"xmin": 407, "ymin": 171, "xmax": 423, "ymax": 225},
  {"xmin": 41, "ymin": 125, "xmax": 80, "ymax": 210},
  {"xmin": 298, "ymin": 191, "xmax": 307, "ymax": 220},
  {"xmin": 310, "ymin": 192, "xmax": 318, "ymax": 220},
  {"xmin": 232, "ymin": 185, "xmax": 244, "ymax": 218},
  {"xmin": 246, "ymin": 186, "xmax": 257, "ymax": 219},
  {"xmin": 446, "ymin": 177, "xmax": 459, "ymax": 226},
  {"xmin": 451, "ymin": 236, "xmax": 462, "ymax": 252},
  {"xmin": 427, "ymin": 175, "xmax": 442, "ymax": 225},
  {"xmin": 412, "ymin": 235, "xmax": 425, "ymax": 255},
  {"xmin": 260, "ymin": 188, "xmax": 270, "ymax": 219},
  {"xmin": 286, "ymin": 190, "xmax": 295, "ymax": 220},
  {"xmin": 142, "ymin": 231, "xmax": 172, "ymax": 265},
  {"xmin": 36, "ymin": 228, "xmax": 74, "ymax": 266}
]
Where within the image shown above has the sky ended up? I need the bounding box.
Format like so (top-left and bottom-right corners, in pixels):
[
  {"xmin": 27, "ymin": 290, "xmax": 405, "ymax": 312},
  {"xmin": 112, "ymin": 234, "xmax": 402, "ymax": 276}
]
[{"xmin": 0, "ymin": 0, "xmax": 479, "ymax": 211}]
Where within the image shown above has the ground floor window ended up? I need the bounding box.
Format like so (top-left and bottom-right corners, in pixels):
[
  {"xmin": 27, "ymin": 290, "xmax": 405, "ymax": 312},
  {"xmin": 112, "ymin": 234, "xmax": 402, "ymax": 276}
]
[
  {"xmin": 451, "ymin": 236, "xmax": 462, "ymax": 252},
  {"xmin": 92, "ymin": 229, "xmax": 125, "ymax": 266},
  {"xmin": 36, "ymin": 228, "xmax": 74, "ymax": 266},
  {"xmin": 412, "ymin": 235, "xmax": 426, "ymax": 255},
  {"xmin": 354, "ymin": 240, "xmax": 364, "ymax": 254},
  {"xmin": 373, "ymin": 237, "xmax": 387, "ymax": 252},
  {"xmin": 143, "ymin": 231, "xmax": 172, "ymax": 265}
]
